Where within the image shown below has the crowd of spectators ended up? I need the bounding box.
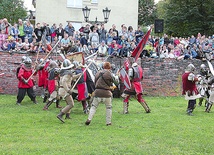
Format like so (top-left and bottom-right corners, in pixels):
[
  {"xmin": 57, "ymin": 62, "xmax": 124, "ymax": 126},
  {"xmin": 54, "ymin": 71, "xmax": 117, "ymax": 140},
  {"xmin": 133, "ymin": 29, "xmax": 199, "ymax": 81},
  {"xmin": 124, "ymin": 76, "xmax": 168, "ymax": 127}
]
[{"xmin": 0, "ymin": 17, "xmax": 214, "ymax": 60}]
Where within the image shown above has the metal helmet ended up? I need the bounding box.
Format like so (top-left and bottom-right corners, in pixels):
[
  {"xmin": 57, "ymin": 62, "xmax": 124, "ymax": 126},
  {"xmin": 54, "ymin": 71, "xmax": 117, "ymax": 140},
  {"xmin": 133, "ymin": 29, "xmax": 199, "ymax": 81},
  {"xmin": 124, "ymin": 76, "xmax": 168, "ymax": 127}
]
[
  {"xmin": 24, "ymin": 57, "xmax": 32, "ymax": 64},
  {"xmin": 21, "ymin": 56, "xmax": 27, "ymax": 63},
  {"xmin": 61, "ymin": 59, "xmax": 74, "ymax": 69},
  {"xmin": 186, "ymin": 63, "xmax": 195, "ymax": 72},
  {"xmin": 24, "ymin": 57, "xmax": 32, "ymax": 68},
  {"xmin": 39, "ymin": 58, "xmax": 44, "ymax": 64},
  {"xmin": 49, "ymin": 60, "xmax": 58, "ymax": 69},
  {"xmin": 200, "ymin": 64, "xmax": 206, "ymax": 69},
  {"xmin": 132, "ymin": 62, "xmax": 138, "ymax": 67}
]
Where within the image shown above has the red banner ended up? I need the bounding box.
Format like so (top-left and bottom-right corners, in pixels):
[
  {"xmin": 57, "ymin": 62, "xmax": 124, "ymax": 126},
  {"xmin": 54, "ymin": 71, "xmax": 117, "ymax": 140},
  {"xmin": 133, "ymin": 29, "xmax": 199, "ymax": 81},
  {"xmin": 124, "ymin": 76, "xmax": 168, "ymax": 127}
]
[{"xmin": 131, "ymin": 28, "xmax": 152, "ymax": 61}]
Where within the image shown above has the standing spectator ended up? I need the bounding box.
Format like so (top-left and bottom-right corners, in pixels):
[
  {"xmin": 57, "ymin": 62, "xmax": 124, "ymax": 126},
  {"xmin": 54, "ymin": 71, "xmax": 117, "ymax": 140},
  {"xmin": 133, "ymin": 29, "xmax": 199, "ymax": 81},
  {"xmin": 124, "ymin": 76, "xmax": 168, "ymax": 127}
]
[
  {"xmin": 50, "ymin": 23, "xmax": 57, "ymax": 42},
  {"xmin": 64, "ymin": 22, "xmax": 75, "ymax": 37},
  {"xmin": 24, "ymin": 21, "xmax": 34, "ymax": 43},
  {"xmin": 119, "ymin": 26, "xmax": 128, "ymax": 40},
  {"xmin": 128, "ymin": 26, "xmax": 135, "ymax": 42},
  {"xmin": 85, "ymin": 62, "xmax": 117, "ymax": 126},
  {"xmin": 106, "ymin": 28, "xmax": 114, "ymax": 45},
  {"xmin": 0, "ymin": 29, "xmax": 6, "ymax": 50},
  {"xmin": 43, "ymin": 22, "xmax": 51, "ymax": 43},
  {"xmin": 135, "ymin": 25, "xmax": 144, "ymax": 44},
  {"xmin": 182, "ymin": 64, "xmax": 201, "ymax": 115},
  {"xmin": 1, "ymin": 18, "xmax": 11, "ymax": 38},
  {"xmin": 18, "ymin": 19, "xmax": 26, "ymax": 42},
  {"xmin": 89, "ymin": 28, "xmax": 99, "ymax": 48},
  {"xmin": 34, "ymin": 23, "xmax": 43, "ymax": 43},
  {"xmin": 111, "ymin": 24, "xmax": 118, "ymax": 37},
  {"xmin": 10, "ymin": 23, "xmax": 19, "ymax": 41},
  {"xmin": 98, "ymin": 23, "xmax": 107, "ymax": 43},
  {"xmin": 83, "ymin": 24, "xmax": 90, "ymax": 40},
  {"xmin": 55, "ymin": 23, "xmax": 64, "ymax": 40}
]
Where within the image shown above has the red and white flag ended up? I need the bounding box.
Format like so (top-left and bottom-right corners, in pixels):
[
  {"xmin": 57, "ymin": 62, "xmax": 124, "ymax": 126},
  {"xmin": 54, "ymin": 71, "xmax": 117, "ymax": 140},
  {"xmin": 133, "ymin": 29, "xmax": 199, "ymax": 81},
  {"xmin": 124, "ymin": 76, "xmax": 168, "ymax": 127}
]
[
  {"xmin": 131, "ymin": 28, "xmax": 152, "ymax": 62},
  {"xmin": 120, "ymin": 68, "xmax": 131, "ymax": 89}
]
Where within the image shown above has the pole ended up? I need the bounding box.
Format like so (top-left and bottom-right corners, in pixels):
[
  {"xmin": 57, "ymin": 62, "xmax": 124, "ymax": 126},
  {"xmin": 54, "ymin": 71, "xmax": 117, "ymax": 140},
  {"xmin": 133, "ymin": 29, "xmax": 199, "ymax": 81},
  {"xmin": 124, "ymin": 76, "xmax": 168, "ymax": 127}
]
[
  {"xmin": 70, "ymin": 55, "xmax": 97, "ymax": 91},
  {"xmin": 26, "ymin": 39, "xmax": 61, "ymax": 82}
]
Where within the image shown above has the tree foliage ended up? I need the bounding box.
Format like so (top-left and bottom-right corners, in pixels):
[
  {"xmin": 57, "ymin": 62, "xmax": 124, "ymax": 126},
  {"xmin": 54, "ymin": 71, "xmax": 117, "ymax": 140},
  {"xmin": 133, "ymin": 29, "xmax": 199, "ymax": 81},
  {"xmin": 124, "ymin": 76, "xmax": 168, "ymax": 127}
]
[
  {"xmin": 138, "ymin": 0, "xmax": 157, "ymax": 26},
  {"xmin": 156, "ymin": 0, "xmax": 214, "ymax": 37},
  {"xmin": 0, "ymin": 0, "xmax": 27, "ymax": 24}
]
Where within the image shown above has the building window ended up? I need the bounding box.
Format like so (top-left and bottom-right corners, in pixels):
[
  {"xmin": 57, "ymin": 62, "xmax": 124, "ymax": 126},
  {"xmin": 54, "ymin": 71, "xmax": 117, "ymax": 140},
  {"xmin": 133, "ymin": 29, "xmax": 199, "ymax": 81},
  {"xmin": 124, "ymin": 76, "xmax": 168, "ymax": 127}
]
[
  {"xmin": 91, "ymin": 0, "xmax": 98, "ymax": 4},
  {"xmin": 67, "ymin": 0, "xmax": 82, "ymax": 8}
]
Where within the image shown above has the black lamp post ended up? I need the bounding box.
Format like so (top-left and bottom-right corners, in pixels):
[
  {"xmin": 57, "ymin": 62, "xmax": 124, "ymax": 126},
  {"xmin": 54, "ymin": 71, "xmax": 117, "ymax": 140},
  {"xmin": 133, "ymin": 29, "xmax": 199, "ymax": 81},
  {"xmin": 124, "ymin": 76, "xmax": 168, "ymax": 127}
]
[{"xmin": 82, "ymin": 6, "xmax": 111, "ymax": 24}]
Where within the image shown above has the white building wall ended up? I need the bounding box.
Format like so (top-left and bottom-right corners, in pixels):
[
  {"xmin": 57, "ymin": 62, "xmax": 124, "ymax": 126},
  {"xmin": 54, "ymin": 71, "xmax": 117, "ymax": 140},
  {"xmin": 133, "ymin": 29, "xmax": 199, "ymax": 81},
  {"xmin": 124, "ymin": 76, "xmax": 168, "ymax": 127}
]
[{"xmin": 36, "ymin": 0, "xmax": 138, "ymax": 30}]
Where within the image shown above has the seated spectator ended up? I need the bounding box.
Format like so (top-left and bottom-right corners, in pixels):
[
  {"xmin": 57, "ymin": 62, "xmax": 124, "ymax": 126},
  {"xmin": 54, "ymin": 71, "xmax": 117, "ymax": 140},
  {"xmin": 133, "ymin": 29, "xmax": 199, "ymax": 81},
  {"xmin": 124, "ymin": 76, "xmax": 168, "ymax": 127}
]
[
  {"xmin": 119, "ymin": 43, "xmax": 130, "ymax": 57},
  {"xmin": 190, "ymin": 44, "xmax": 198, "ymax": 58},
  {"xmin": 108, "ymin": 40, "xmax": 122, "ymax": 55},
  {"xmin": 22, "ymin": 37, "xmax": 30, "ymax": 51},
  {"xmin": 97, "ymin": 41, "xmax": 108, "ymax": 57},
  {"xmin": 88, "ymin": 43, "xmax": 98, "ymax": 54},
  {"xmin": 60, "ymin": 33, "xmax": 71, "ymax": 54},
  {"xmin": 159, "ymin": 44, "xmax": 169, "ymax": 58},
  {"xmin": 82, "ymin": 44, "xmax": 90, "ymax": 55},
  {"xmin": 16, "ymin": 38, "xmax": 24, "ymax": 51}
]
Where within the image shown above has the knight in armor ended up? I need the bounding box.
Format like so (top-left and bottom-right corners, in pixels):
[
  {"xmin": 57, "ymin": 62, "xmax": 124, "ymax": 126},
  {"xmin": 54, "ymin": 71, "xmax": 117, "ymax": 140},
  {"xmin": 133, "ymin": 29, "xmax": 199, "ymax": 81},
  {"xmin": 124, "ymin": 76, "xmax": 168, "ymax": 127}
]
[
  {"xmin": 71, "ymin": 61, "xmax": 95, "ymax": 114},
  {"xmin": 56, "ymin": 59, "xmax": 81, "ymax": 123},
  {"xmin": 205, "ymin": 76, "xmax": 214, "ymax": 112},
  {"xmin": 16, "ymin": 57, "xmax": 37, "ymax": 105},
  {"xmin": 182, "ymin": 64, "xmax": 201, "ymax": 115},
  {"xmin": 16, "ymin": 56, "xmax": 27, "ymax": 79},
  {"xmin": 72, "ymin": 61, "xmax": 89, "ymax": 114},
  {"xmin": 198, "ymin": 64, "xmax": 210, "ymax": 106},
  {"xmin": 121, "ymin": 59, "xmax": 151, "ymax": 114},
  {"xmin": 39, "ymin": 59, "xmax": 51, "ymax": 103},
  {"xmin": 43, "ymin": 60, "xmax": 62, "ymax": 110}
]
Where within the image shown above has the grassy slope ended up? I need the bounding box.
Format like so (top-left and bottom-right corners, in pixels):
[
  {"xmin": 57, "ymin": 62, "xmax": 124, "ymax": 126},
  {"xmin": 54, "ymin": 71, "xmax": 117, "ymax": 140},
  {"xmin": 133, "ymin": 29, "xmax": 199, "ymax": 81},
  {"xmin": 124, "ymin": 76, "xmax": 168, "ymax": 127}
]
[{"xmin": 0, "ymin": 95, "xmax": 214, "ymax": 155}]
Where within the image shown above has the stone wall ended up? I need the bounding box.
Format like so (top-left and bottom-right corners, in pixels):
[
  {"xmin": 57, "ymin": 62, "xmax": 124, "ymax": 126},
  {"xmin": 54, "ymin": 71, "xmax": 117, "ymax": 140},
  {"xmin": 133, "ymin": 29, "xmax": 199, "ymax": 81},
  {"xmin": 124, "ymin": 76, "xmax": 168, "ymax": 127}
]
[{"xmin": 0, "ymin": 52, "xmax": 205, "ymax": 96}]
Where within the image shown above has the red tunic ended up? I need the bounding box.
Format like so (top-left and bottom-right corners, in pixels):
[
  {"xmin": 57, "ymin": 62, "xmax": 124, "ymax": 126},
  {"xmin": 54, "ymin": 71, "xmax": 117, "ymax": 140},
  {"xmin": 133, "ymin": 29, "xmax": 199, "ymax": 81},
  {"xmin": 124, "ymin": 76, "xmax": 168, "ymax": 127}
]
[
  {"xmin": 182, "ymin": 72, "xmax": 198, "ymax": 95},
  {"xmin": 131, "ymin": 65, "xmax": 143, "ymax": 94},
  {"xmin": 76, "ymin": 68, "xmax": 88, "ymax": 101},
  {"xmin": 38, "ymin": 69, "xmax": 45, "ymax": 87},
  {"xmin": 18, "ymin": 66, "xmax": 34, "ymax": 88},
  {"xmin": 43, "ymin": 61, "xmax": 50, "ymax": 89}
]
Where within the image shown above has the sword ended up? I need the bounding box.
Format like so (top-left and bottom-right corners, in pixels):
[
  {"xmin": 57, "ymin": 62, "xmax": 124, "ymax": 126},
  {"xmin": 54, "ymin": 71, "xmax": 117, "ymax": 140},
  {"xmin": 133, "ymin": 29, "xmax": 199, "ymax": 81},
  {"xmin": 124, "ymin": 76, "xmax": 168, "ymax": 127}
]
[
  {"xmin": 207, "ymin": 60, "xmax": 214, "ymax": 76},
  {"xmin": 85, "ymin": 52, "xmax": 98, "ymax": 60}
]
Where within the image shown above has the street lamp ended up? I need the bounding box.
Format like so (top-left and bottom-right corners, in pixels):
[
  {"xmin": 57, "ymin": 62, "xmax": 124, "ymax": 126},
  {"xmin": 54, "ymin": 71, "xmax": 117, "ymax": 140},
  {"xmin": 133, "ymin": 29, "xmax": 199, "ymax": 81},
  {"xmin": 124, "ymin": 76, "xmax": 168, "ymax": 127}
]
[{"xmin": 82, "ymin": 6, "xmax": 111, "ymax": 24}]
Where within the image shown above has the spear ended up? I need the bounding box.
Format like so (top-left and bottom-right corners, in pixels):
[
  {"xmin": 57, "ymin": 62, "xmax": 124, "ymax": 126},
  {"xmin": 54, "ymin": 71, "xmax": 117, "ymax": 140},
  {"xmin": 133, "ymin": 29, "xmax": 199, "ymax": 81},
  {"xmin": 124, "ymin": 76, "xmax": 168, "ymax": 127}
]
[{"xmin": 26, "ymin": 39, "xmax": 61, "ymax": 82}]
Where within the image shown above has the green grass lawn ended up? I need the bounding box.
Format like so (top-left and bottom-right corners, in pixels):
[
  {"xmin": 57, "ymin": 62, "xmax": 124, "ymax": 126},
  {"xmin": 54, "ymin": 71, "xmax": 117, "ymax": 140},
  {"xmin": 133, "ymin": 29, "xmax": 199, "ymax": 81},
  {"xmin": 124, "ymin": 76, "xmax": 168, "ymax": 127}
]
[{"xmin": 0, "ymin": 94, "xmax": 214, "ymax": 155}]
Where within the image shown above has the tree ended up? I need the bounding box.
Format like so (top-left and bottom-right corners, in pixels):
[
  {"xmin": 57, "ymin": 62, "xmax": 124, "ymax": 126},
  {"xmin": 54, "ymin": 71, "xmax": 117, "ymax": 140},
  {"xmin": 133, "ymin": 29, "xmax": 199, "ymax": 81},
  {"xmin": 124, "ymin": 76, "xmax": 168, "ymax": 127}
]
[
  {"xmin": 156, "ymin": 0, "xmax": 214, "ymax": 37},
  {"xmin": 0, "ymin": 0, "xmax": 27, "ymax": 24},
  {"xmin": 138, "ymin": 0, "xmax": 157, "ymax": 26}
]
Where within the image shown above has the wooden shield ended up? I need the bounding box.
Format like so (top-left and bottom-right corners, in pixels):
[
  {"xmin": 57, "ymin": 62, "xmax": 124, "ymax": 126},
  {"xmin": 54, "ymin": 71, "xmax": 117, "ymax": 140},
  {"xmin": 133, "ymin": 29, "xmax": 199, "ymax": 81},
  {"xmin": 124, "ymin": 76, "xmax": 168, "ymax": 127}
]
[{"xmin": 66, "ymin": 52, "xmax": 85, "ymax": 65}]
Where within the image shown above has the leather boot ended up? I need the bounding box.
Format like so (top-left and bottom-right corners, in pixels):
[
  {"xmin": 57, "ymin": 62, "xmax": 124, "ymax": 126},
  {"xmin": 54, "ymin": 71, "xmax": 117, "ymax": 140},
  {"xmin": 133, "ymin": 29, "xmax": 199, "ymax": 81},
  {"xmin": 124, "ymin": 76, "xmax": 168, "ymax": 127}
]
[
  {"xmin": 43, "ymin": 100, "xmax": 53, "ymax": 110},
  {"xmin": 43, "ymin": 95, "xmax": 48, "ymax": 103},
  {"xmin": 65, "ymin": 113, "xmax": 71, "ymax": 119},
  {"xmin": 140, "ymin": 101, "xmax": 151, "ymax": 113},
  {"xmin": 205, "ymin": 102, "xmax": 212, "ymax": 113},
  {"xmin": 198, "ymin": 98, "xmax": 203, "ymax": 106},
  {"xmin": 123, "ymin": 102, "xmax": 129, "ymax": 114},
  {"xmin": 57, "ymin": 111, "xmax": 65, "ymax": 123},
  {"xmin": 56, "ymin": 100, "xmax": 62, "ymax": 108}
]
